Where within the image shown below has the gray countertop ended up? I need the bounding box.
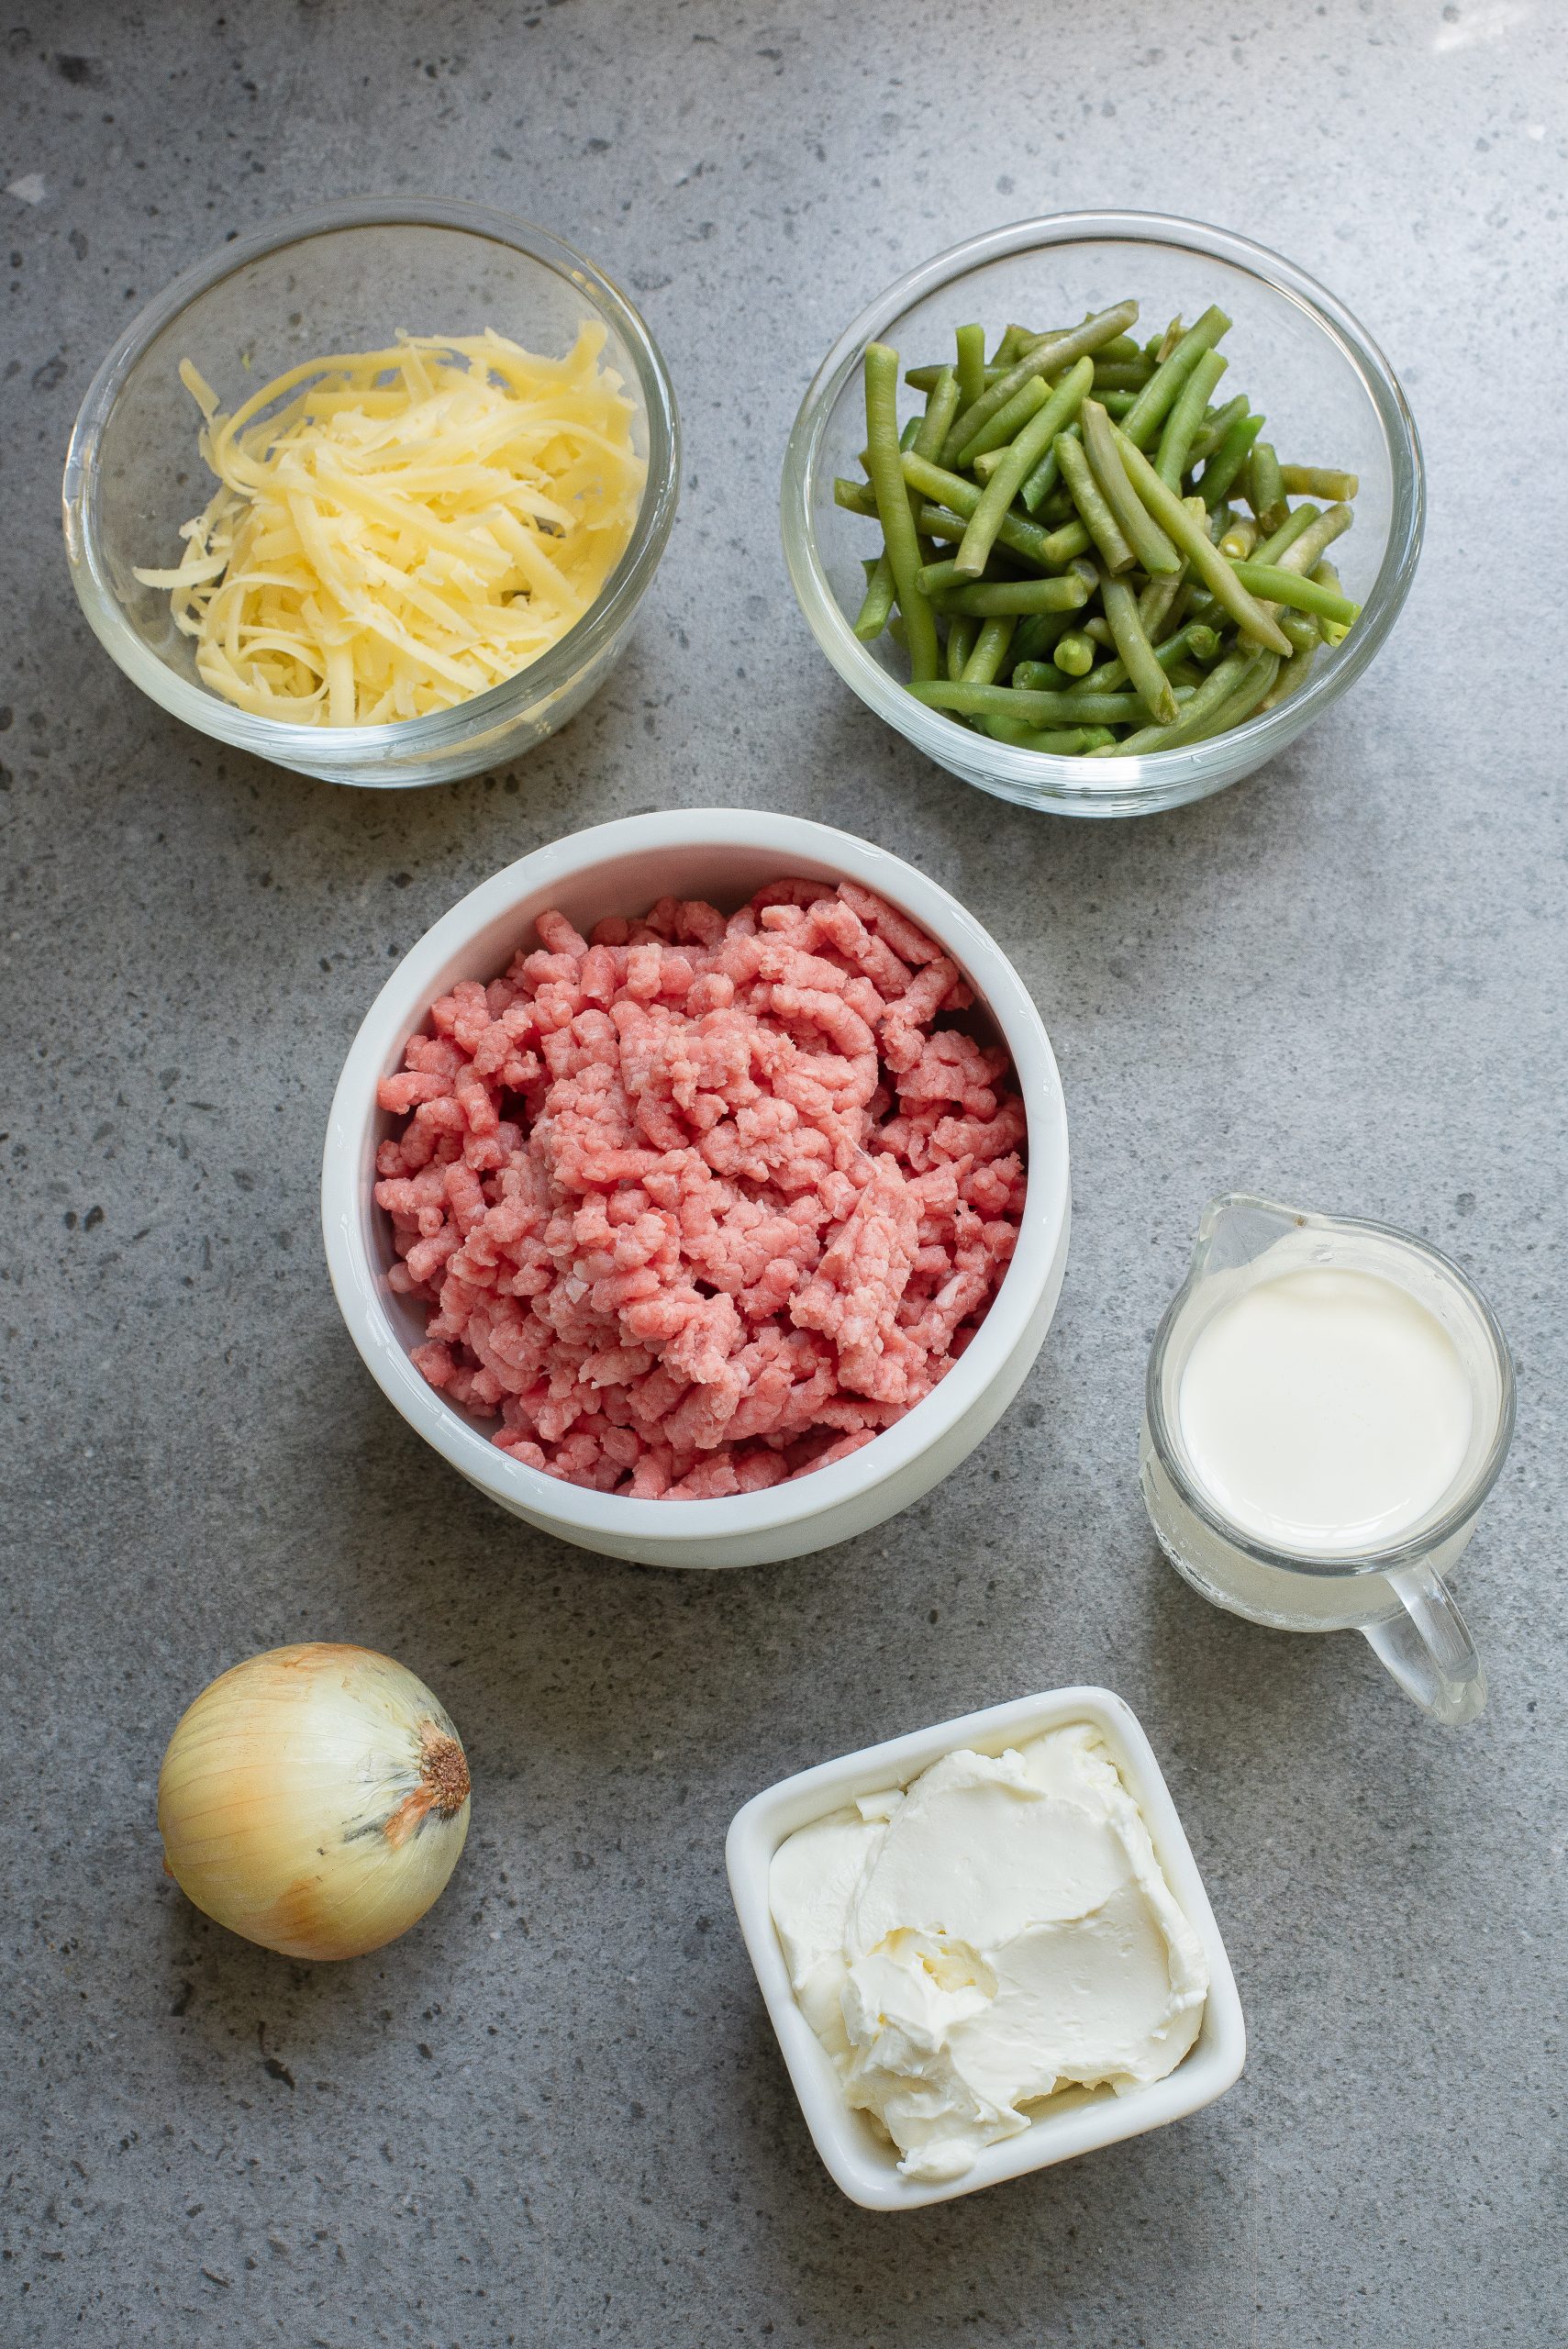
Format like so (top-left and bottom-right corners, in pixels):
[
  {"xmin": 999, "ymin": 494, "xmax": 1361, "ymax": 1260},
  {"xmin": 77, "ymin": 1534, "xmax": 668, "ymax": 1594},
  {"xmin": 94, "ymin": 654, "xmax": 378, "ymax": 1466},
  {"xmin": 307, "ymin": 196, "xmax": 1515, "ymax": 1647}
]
[{"xmin": 4, "ymin": 4, "xmax": 1564, "ymax": 2343}]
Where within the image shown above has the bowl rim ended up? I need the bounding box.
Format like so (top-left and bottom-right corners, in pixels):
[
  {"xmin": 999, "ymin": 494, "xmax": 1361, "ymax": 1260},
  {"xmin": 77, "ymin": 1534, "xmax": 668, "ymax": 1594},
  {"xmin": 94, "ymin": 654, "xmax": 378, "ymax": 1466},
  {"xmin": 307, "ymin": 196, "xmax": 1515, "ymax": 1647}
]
[
  {"xmin": 781, "ymin": 208, "xmax": 1425, "ymax": 815},
  {"xmin": 61, "ymin": 195, "xmax": 681, "ymax": 766},
  {"xmin": 320, "ymin": 808, "xmax": 1070, "ymax": 1549},
  {"xmin": 725, "ymin": 1682, "xmax": 1248, "ymax": 2210}
]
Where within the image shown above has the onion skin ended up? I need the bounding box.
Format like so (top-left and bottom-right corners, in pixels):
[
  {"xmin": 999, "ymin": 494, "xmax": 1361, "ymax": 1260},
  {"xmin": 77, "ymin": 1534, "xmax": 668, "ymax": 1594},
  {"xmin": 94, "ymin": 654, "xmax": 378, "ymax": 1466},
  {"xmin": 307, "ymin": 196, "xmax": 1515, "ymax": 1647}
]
[{"xmin": 157, "ymin": 1643, "xmax": 472, "ymax": 1961}]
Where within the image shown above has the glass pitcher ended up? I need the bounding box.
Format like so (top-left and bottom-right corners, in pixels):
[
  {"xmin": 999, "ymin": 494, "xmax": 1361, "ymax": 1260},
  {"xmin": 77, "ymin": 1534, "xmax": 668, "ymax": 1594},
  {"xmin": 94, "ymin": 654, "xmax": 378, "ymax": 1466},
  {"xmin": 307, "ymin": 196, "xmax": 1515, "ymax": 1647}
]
[{"xmin": 1140, "ymin": 1194, "xmax": 1515, "ymax": 1727}]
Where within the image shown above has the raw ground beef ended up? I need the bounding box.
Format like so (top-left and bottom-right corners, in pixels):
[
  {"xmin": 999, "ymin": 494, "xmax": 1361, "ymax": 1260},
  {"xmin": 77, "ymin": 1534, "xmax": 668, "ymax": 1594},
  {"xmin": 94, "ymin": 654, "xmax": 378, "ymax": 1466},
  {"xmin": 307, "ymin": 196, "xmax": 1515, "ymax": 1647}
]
[{"xmin": 373, "ymin": 878, "xmax": 1027, "ymax": 1499}]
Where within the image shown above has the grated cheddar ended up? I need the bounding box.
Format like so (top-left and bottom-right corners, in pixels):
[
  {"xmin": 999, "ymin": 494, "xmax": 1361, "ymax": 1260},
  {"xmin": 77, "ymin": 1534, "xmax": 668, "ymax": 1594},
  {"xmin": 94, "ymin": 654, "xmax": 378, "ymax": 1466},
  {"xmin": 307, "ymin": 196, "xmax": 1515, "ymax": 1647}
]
[{"xmin": 134, "ymin": 326, "xmax": 647, "ymax": 726}]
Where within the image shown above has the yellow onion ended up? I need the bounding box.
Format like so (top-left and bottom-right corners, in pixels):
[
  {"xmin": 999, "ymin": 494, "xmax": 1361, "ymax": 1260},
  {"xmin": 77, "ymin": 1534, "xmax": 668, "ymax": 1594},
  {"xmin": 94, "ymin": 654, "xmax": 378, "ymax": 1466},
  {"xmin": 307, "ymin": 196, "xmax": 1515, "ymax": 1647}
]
[{"xmin": 158, "ymin": 1643, "xmax": 471, "ymax": 1961}]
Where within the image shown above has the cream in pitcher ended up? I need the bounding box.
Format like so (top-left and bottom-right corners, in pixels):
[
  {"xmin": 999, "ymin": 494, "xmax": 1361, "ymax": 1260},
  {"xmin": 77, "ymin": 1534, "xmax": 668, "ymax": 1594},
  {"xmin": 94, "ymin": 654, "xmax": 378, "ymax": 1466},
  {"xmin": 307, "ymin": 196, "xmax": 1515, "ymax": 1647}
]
[{"xmin": 1140, "ymin": 1196, "xmax": 1514, "ymax": 1728}]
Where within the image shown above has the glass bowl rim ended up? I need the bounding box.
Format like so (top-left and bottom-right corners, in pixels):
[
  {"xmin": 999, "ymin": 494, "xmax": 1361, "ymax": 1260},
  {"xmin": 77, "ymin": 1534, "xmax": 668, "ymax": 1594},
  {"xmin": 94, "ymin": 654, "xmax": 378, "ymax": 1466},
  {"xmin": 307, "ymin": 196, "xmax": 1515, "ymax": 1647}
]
[
  {"xmin": 61, "ymin": 194, "xmax": 682, "ymax": 761},
  {"xmin": 1142, "ymin": 1196, "xmax": 1518, "ymax": 1576},
  {"xmin": 781, "ymin": 209, "xmax": 1425, "ymax": 815}
]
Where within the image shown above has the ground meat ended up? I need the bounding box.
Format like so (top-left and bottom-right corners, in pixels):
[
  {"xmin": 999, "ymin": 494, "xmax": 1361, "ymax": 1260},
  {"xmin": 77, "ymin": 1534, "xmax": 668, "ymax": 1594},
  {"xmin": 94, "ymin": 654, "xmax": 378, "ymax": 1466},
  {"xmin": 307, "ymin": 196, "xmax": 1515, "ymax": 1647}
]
[{"xmin": 373, "ymin": 880, "xmax": 1027, "ymax": 1498}]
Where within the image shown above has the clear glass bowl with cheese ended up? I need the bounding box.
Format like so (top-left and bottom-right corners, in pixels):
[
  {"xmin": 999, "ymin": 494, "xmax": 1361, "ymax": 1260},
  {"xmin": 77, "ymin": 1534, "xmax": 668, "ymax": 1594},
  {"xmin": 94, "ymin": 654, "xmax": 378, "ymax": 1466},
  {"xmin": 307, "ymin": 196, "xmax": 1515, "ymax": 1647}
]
[
  {"xmin": 62, "ymin": 199, "xmax": 680, "ymax": 787},
  {"xmin": 726, "ymin": 1686, "xmax": 1246, "ymax": 2209}
]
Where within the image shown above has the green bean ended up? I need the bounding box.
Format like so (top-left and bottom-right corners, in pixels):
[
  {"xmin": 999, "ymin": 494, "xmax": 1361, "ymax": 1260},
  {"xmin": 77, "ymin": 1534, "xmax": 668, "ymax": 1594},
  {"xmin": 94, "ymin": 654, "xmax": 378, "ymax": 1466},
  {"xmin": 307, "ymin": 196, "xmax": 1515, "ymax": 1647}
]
[
  {"xmin": 993, "ymin": 324, "xmax": 1038, "ymax": 368},
  {"xmin": 986, "ymin": 357, "xmax": 1095, "ymax": 510},
  {"xmin": 1086, "ymin": 649, "xmax": 1262, "ymax": 755},
  {"xmin": 940, "ymin": 300, "xmax": 1140, "ymax": 466},
  {"xmin": 1040, "ymin": 515, "xmax": 1092, "ymax": 565},
  {"xmin": 1068, "ymin": 619, "xmax": 1221, "ymax": 698},
  {"xmin": 954, "ymin": 323, "xmax": 987, "ymax": 417},
  {"xmin": 1188, "ymin": 394, "xmax": 1248, "ymax": 466},
  {"xmin": 1187, "ymin": 651, "xmax": 1283, "ymax": 741},
  {"xmin": 1218, "ymin": 515, "xmax": 1260, "ymax": 561},
  {"xmin": 1278, "ymin": 609, "xmax": 1321, "ymax": 655},
  {"xmin": 953, "ymin": 384, "xmax": 1089, "ymax": 578},
  {"xmin": 1259, "ymin": 644, "xmax": 1318, "ymax": 711},
  {"xmin": 1008, "ymin": 609, "xmax": 1077, "ymax": 666},
  {"xmin": 913, "ymin": 367, "xmax": 961, "ymax": 464},
  {"xmin": 1280, "ymin": 465, "xmax": 1359, "ymax": 502},
  {"xmin": 1312, "ymin": 560, "xmax": 1352, "ymax": 645},
  {"xmin": 908, "ymin": 679, "xmax": 1156, "ymax": 724},
  {"xmin": 906, "ymin": 362, "xmax": 1007, "ymax": 393},
  {"xmin": 1155, "ymin": 347, "xmax": 1229, "ymax": 490},
  {"xmin": 1054, "ymin": 429, "xmax": 1135, "ymax": 574},
  {"xmin": 1083, "ymin": 615, "xmax": 1115, "ymax": 647},
  {"xmin": 901, "ymin": 455, "xmax": 1063, "ymax": 571},
  {"xmin": 834, "ymin": 476, "xmax": 878, "ymax": 515},
  {"xmin": 984, "ymin": 719, "xmax": 1113, "ymax": 753},
  {"xmin": 962, "ymin": 615, "xmax": 1016, "ymax": 685},
  {"xmin": 952, "ymin": 373, "xmax": 1051, "ymax": 467},
  {"xmin": 863, "ymin": 343, "xmax": 939, "ymax": 681},
  {"xmin": 1119, "ymin": 306, "xmax": 1231, "ymax": 450},
  {"xmin": 1096, "ymin": 333, "xmax": 1143, "ymax": 365},
  {"xmin": 1250, "ymin": 503, "xmax": 1318, "ymax": 565},
  {"xmin": 1198, "ymin": 408, "xmax": 1263, "ymax": 508},
  {"xmin": 1154, "ymin": 317, "xmax": 1184, "ymax": 362},
  {"xmin": 1229, "ymin": 562, "xmax": 1361, "ymax": 624},
  {"xmin": 1271, "ymin": 501, "xmax": 1353, "ymax": 576},
  {"xmin": 945, "ymin": 612, "xmax": 980, "ymax": 680},
  {"xmin": 1092, "ymin": 361, "xmax": 1155, "ymax": 392},
  {"xmin": 1245, "ymin": 440, "xmax": 1287, "ymax": 531},
  {"xmin": 1110, "ymin": 421, "xmax": 1293, "ymax": 654},
  {"xmin": 854, "ymin": 554, "xmax": 895, "ymax": 640},
  {"xmin": 1080, "ymin": 398, "xmax": 1181, "ymax": 575},
  {"xmin": 913, "ymin": 501, "xmax": 1059, "ymax": 572},
  {"xmin": 1098, "ymin": 573, "xmax": 1181, "ymax": 723},
  {"xmin": 917, "ymin": 555, "xmax": 989, "ymax": 596},
  {"xmin": 934, "ymin": 571, "xmax": 1094, "ymax": 617},
  {"xmin": 1052, "ymin": 630, "xmax": 1096, "ymax": 677}
]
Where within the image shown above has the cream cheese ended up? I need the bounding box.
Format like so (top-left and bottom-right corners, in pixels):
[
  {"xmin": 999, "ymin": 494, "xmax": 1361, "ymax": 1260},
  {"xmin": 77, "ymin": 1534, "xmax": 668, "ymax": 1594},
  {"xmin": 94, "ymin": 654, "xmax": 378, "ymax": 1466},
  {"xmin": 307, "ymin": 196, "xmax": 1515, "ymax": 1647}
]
[{"xmin": 768, "ymin": 1724, "xmax": 1209, "ymax": 2182}]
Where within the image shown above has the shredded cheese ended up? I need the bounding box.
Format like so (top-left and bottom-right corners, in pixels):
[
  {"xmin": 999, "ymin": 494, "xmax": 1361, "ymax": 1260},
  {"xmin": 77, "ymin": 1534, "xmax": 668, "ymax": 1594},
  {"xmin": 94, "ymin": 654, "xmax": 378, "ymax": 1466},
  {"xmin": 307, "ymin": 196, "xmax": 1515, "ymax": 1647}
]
[{"xmin": 134, "ymin": 326, "xmax": 647, "ymax": 726}]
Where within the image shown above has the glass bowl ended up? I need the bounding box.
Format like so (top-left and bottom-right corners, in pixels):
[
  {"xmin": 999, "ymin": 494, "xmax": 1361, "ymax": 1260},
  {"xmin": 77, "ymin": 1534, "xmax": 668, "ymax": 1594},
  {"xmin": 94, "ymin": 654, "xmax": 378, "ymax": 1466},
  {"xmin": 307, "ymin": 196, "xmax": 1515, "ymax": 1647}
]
[
  {"xmin": 61, "ymin": 198, "xmax": 681, "ymax": 789},
  {"xmin": 781, "ymin": 212, "xmax": 1423, "ymax": 820}
]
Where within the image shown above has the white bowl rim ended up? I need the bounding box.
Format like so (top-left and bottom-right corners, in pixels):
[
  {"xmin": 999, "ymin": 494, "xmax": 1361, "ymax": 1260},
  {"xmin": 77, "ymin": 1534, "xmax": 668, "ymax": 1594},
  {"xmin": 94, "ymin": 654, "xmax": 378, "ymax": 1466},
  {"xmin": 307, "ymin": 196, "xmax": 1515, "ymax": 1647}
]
[
  {"xmin": 725, "ymin": 1682, "xmax": 1247, "ymax": 2210},
  {"xmin": 61, "ymin": 194, "xmax": 682, "ymax": 767},
  {"xmin": 321, "ymin": 808, "xmax": 1070, "ymax": 1546},
  {"xmin": 781, "ymin": 206, "xmax": 1425, "ymax": 812}
]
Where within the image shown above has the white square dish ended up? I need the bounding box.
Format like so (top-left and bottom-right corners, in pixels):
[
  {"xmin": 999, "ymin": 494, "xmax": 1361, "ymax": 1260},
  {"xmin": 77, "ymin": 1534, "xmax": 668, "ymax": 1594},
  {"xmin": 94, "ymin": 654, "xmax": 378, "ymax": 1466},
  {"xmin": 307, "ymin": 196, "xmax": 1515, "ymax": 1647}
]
[{"xmin": 725, "ymin": 1685, "xmax": 1246, "ymax": 2210}]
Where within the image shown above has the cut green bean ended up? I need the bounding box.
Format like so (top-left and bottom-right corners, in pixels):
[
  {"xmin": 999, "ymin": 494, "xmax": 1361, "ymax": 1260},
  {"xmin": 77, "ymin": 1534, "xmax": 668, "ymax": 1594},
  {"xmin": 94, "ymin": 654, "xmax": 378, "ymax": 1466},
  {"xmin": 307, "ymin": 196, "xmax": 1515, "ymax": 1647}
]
[
  {"xmin": 1054, "ymin": 429, "xmax": 1135, "ymax": 573},
  {"xmin": 945, "ymin": 612, "xmax": 980, "ymax": 681},
  {"xmin": 962, "ymin": 615, "xmax": 1017, "ymax": 685},
  {"xmin": 1098, "ymin": 572, "xmax": 1181, "ymax": 724},
  {"xmin": 1052, "ymin": 630, "xmax": 1096, "ymax": 677},
  {"xmin": 1271, "ymin": 501, "xmax": 1354, "ymax": 577},
  {"xmin": 953, "ymin": 377, "xmax": 1092, "ymax": 578},
  {"xmin": 1229, "ymin": 562, "xmax": 1361, "ymax": 624},
  {"xmin": 1155, "ymin": 347, "xmax": 1229, "ymax": 490},
  {"xmin": 906, "ymin": 361, "xmax": 1007, "ymax": 394},
  {"xmin": 980, "ymin": 357, "xmax": 1094, "ymax": 508},
  {"xmin": 1218, "ymin": 515, "xmax": 1260, "ymax": 561},
  {"xmin": 854, "ymin": 554, "xmax": 895, "ymax": 640},
  {"xmin": 1110, "ymin": 421, "xmax": 1293, "ymax": 654},
  {"xmin": 863, "ymin": 342, "xmax": 939, "ymax": 682},
  {"xmin": 913, "ymin": 502, "xmax": 1058, "ymax": 573},
  {"xmin": 1040, "ymin": 515, "xmax": 1092, "ymax": 565},
  {"xmin": 1080, "ymin": 398, "xmax": 1181, "ymax": 575},
  {"xmin": 1188, "ymin": 651, "xmax": 1283, "ymax": 741},
  {"xmin": 1245, "ymin": 440, "xmax": 1287, "ymax": 531},
  {"xmin": 1066, "ymin": 619, "xmax": 1221, "ymax": 700},
  {"xmin": 834, "ymin": 476, "xmax": 877, "ymax": 515},
  {"xmin": 1198, "ymin": 408, "xmax": 1263, "ymax": 508},
  {"xmin": 984, "ymin": 719, "xmax": 1108, "ymax": 752},
  {"xmin": 940, "ymin": 300, "xmax": 1140, "ymax": 466},
  {"xmin": 1280, "ymin": 465, "xmax": 1359, "ymax": 502},
  {"xmin": 954, "ymin": 324, "xmax": 986, "ymax": 417},
  {"xmin": 1095, "ymin": 333, "xmax": 1142, "ymax": 365},
  {"xmin": 1312, "ymin": 560, "xmax": 1352, "ymax": 645},
  {"xmin": 1252, "ymin": 502, "xmax": 1319, "ymax": 566},
  {"xmin": 1258, "ymin": 642, "xmax": 1319, "ymax": 711},
  {"xmin": 1188, "ymin": 393, "xmax": 1248, "ymax": 466},
  {"xmin": 1120, "ymin": 306, "xmax": 1231, "ymax": 450},
  {"xmin": 1091, "ymin": 361, "xmax": 1155, "ymax": 392},
  {"xmin": 993, "ymin": 324, "xmax": 1037, "ymax": 368},
  {"xmin": 1085, "ymin": 649, "xmax": 1260, "ymax": 755},
  {"xmin": 908, "ymin": 680, "xmax": 1158, "ymax": 724},
  {"xmin": 952, "ymin": 373, "xmax": 1051, "ymax": 468},
  {"xmin": 912, "ymin": 367, "xmax": 961, "ymax": 464},
  {"xmin": 901, "ymin": 453, "xmax": 1063, "ymax": 570},
  {"xmin": 1007, "ymin": 609, "xmax": 1077, "ymax": 666},
  {"xmin": 933, "ymin": 572, "xmax": 1094, "ymax": 617},
  {"xmin": 1277, "ymin": 609, "xmax": 1322, "ymax": 656}
]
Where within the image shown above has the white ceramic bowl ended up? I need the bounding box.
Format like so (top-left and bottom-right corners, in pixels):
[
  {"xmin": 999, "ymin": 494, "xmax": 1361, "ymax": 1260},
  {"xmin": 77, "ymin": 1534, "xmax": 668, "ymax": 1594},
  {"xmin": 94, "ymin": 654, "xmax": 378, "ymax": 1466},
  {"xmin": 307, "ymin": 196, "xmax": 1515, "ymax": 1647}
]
[
  {"xmin": 726, "ymin": 1685, "xmax": 1247, "ymax": 2209},
  {"xmin": 322, "ymin": 811, "xmax": 1070, "ymax": 1568}
]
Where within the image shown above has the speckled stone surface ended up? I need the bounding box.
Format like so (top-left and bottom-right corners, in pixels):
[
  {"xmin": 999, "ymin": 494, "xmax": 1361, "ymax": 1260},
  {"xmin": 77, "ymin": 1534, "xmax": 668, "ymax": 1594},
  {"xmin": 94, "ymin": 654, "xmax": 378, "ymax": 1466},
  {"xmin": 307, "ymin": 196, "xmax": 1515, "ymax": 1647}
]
[{"xmin": 3, "ymin": 3, "xmax": 1565, "ymax": 2342}]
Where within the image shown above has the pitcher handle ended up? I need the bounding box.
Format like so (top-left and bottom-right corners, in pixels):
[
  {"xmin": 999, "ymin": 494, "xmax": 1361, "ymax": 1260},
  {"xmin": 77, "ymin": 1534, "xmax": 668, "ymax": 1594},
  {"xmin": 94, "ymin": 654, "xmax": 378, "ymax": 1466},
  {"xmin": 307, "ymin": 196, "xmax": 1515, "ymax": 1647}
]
[{"xmin": 1362, "ymin": 1563, "xmax": 1486, "ymax": 1727}]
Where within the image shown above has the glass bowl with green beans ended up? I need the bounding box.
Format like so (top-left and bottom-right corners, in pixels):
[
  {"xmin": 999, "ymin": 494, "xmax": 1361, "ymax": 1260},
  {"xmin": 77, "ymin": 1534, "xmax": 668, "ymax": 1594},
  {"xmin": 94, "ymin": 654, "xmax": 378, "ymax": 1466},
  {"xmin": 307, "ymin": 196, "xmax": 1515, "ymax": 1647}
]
[{"xmin": 782, "ymin": 213, "xmax": 1422, "ymax": 819}]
